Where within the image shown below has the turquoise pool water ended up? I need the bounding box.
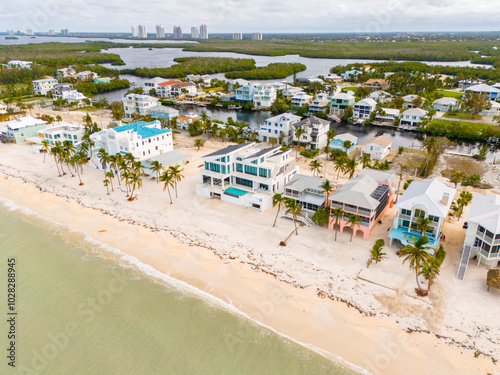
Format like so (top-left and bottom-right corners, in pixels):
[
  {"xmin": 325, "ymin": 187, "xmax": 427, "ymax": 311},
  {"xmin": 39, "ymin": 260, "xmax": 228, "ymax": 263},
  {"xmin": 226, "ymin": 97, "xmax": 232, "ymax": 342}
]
[{"xmin": 225, "ymin": 187, "xmax": 249, "ymax": 196}]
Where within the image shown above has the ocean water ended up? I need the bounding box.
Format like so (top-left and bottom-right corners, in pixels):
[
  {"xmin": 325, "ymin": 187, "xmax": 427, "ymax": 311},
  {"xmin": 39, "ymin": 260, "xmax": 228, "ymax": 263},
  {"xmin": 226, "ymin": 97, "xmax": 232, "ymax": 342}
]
[{"xmin": 0, "ymin": 200, "xmax": 363, "ymax": 375}]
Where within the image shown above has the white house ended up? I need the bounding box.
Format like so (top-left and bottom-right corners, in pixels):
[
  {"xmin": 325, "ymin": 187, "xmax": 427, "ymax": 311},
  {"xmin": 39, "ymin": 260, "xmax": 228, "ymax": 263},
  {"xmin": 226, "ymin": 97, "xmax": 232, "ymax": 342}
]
[
  {"xmin": 353, "ymin": 98, "xmax": 377, "ymax": 119},
  {"xmin": 293, "ymin": 116, "xmax": 330, "ymax": 151},
  {"xmin": 374, "ymin": 108, "xmax": 400, "ymax": 124},
  {"xmin": 361, "ymin": 135, "xmax": 392, "ymax": 161},
  {"xmin": 230, "ymin": 78, "xmax": 249, "ymax": 91},
  {"xmin": 282, "ymin": 86, "xmax": 304, "ymax": 99},
  {"xmin": 75, "ymin": 71, "xmax": 98, "ymax": 81},
  {"xmin": 432, "ymin": 97, "xmax": 460, "ymax": 112},
  {"xmin": 329, "ymin": 93, "xmax": 355, "ymax": 116},
  {"xmin": 369, "ymin": 90, "xmax": 392, "ymax": 103},
  {"xmin": 196, "ymin": 143, "xmax": 299, "ymax": 211},
  {"xmin": 253, "ymin": 84, "xmax": 277, "ymax": 107},
  {"xmin": 32, "ymin": 78, "xmax": 58, "ymax": 95},
  {"xmin": 283, "ymin": 174, "xmax": 333, "ymax": 217},
  {"xmin": 258, "ymin": 113, "xmax": 302, "ymax": 145},
  {"xmin": 122, "ymin": 94, "xmax": 159, "ymax": 117},
  {"xmin": 38, "ymin": 123, "xmax": 84, "ymax": 146},
  {"xmin": 147, "ymin": 105, "xmax": 179, "ymax": 120},
  {"xmin": 0, "ymin": 102, "xmax": 7, "ymax": 114},
  {"xmin": 156, "ymin": 80, "xmax": 182, "ymax": 98},
  {"xmin": 56, "ymin": 67, "xmax": 76, "ymax": 79},
  {"xmin": 291, "ymin": 92, "xmax": 313, "ymax": 107},
  {"xmin": 459, "ymin": 79, "xmax": 481, "ymax": 89},
  {"xmin": 144, "ymin": 77, "xmax": 170, "ymax": 90},
  {"xmin": 1, "ymin": 116, "xmax": 47, "ymax": 143},
  {"xmin": 308, "ymin": 93, "xmax": 330, "ymax": 114},
  {"xmin": 481, "ymin": 101, "xmax": 500, "ymax": 117},
  {"xmin": 90, "ymin": 120, "xmax": 173, "ymax": 164},
  {"xmin": 176, "ymin": 115, "xmax": 197, "ymax": 130},
  {"xmin": 464, "ymin": 84, "xmax": 500, "ymax": 101},
  {"xmin": 400, "ymin": 108, "xmax": 428, "ymax": 128},
  {"xmin": 8, "ymin": 60, "xmax": 32, "ymax": 69},
  {"xmin": 463, "ymin": 193, "xmax": 500, "ymax": 267},
  {"xmin": 402, "ymin": 94, "xmax": 423, "ymax": 109},
  {"xmin": 170, "ymin": 82, "xmax": 197, "ymax": 98},
  {"xmin": 325, "ymin": 74, "xmax": 342, "ymax": 84}
]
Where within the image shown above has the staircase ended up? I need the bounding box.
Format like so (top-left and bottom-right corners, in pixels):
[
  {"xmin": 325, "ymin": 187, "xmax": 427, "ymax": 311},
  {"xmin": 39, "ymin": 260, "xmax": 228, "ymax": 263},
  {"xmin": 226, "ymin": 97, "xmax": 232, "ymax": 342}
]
[
  {"xmin": 456, "ymin": 245, "xmax": 472, "ymax": 281},
  {"xmin": 280, "ymin": 212, "xmax": 314, "ymax": 227}
]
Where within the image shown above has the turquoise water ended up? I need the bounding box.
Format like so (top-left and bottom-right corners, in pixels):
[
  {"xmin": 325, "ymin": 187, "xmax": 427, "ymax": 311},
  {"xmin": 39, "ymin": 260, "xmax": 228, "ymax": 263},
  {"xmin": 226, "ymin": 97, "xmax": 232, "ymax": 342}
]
[
  {"xmin": 0, "ymin": 199, "xmax": 362, "ymax": 375},
  {"xmin": 225, "ymin": 187, "xmax": 250, "ymax": 196}
]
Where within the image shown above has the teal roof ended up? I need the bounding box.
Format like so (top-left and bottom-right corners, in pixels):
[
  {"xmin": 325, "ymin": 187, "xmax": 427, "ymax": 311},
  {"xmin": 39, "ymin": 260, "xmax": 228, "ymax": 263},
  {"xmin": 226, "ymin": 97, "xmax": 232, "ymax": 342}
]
[{"xmin": 114, "ymin": 121, "xmax": 171, "ymax": 139}]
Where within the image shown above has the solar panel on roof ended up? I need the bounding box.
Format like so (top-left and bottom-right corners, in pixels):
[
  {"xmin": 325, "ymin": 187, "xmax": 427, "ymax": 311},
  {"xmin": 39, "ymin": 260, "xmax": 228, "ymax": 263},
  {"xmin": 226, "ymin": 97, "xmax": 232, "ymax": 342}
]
[{"xmin": 370, "ymin": 184, "xmax": 389, "ymax": 201}]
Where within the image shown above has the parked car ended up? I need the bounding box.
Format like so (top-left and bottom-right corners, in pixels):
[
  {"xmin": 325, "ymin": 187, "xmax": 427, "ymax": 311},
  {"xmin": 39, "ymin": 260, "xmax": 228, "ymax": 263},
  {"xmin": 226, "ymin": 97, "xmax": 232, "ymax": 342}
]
[{"xmin": 463, "ymin": 221, "xmax": 468, "ymax": 229}]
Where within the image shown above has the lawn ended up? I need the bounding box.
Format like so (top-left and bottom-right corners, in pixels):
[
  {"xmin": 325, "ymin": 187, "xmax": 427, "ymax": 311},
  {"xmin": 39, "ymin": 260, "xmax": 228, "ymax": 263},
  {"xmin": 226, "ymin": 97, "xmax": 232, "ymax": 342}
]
[
  {"xmin": 443, "ymin": 112, "xmax": 482, "ymax": 120},
  {"xmin": 436, "ymin": 90, "xmax": 463, "ymax": 99},
  {"xmin": 341, "ymin": 86, "xmax": 358, "ymax": 93}
]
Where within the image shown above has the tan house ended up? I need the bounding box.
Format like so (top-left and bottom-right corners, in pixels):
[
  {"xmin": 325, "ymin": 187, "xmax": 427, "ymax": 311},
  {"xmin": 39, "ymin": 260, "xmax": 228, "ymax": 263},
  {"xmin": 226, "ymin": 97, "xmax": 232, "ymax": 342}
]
[{"xmin": 363, "ymin": 79, "xmax": 389, "ymax": 90}]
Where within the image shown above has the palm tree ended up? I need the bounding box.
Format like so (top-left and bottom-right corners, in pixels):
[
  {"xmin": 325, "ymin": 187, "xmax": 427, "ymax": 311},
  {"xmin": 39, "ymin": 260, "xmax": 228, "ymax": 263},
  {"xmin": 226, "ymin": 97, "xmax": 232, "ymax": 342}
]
[
  {"xmin": 369, "ymin": 239, "xmax": 387, "ymax": 266},
  {"xmin": 399, "ymin": 237, "xmax": 433, "ymax": 295},
  {"xmin": 285, "ymin": 199, "xmax": 303, "ymax": 236},
  {"xmin": 103, "ymin": 179, "xmax": 110, "ymax": 195},
  {"xmin": 449, "ymin": 170, "xmax": 466, "ymax": 188},
  {"xmin": 50, "ymin": 142, "xmax": 62, "ymax": 176},
  {"xmin": 309, "ymin": 159, "xmax": 323, "ymax": 177},
  {"xmin": 272, "ymin": 193, "xmax": 286, "ymax": 227},
  {"xmin": 413, "ymin": 216, "xmax": 433, "ymax": 239},
  {"xmin": 269, "ymin": 137, "xmax": 278, "ymax": 147},
  {"xmin": 342, "ymin": 140, "xmax": 352, "ymax": 154},
  {"xmin": 113, "ymin": 153, "xmax": 123, "ymax": 186},
  {"xmin": 347, "ymin": 214, "xmax": 362, "ymax": 242},
  {"xmin": 419, "ymin": 258, "xmax": 440, "ymax": 292},
  {"xmin": 199, "ymin": 111, "xmax": 211, "ymax": 139},
  {"xmin": 106, "ymin": 171, "xmax": 115, "ymax": 192},
  {"xmin": 128, "ymin": 172, "xmax": 143, "ymax": 201},
  {"xmin": 345, "ymin": 156, "xmax": 358, "ymax": 179},
  {"xmin": 294, "ymin": 126, "xmax": 306, "ymax": 158},
  {"xmin": 159, "ymin": 170, "xmax": 174, "ymax": 204},
  {"xmin": 62, "ymin": 140, "xmax": 75, "ymax": 177},
  {"xmin": 168, "ymin": 165, "xmax": 184, "ymax": 198},
  {"xmin": 361, "ymin": 154, "xmax": 371, "ymax": 168},
  {"xmin": 330, "ymin": 207, "xmax": 344, "ymax": 241},
  {"xmin": 396, "ymin": 163, "xmax": 407, "ymax": 203},
  {"xmin": 98, "ymin": 148, "xmax": 111, "ymax": 177},
  {"xmin": 41, "ymin": 140, "xmax": 50, "ymax": 163},
  {"xmin": 194, "ymin": 138, "xmax": 205, "ymax": 151},
  {"xmin": 421, "ymin": 137, "xmax": 438, "ymax": 156},
  {"xmin": 334, "ymin": 156, "xmax": 347, "ymax": 179},
  {"xmin": 70, "ymin": 154, "xmax": 84, "ymax": 186},
  {"xmin": 456, "ymin": 191, "xmax": 473, "ymax": 219},
  {"xmin": 320, "ymin": 180, "xmax": 334, "ymax": 207},
  {"xmin": 325, "ymin": 129, "xmax": 336, "ymax": 160}
]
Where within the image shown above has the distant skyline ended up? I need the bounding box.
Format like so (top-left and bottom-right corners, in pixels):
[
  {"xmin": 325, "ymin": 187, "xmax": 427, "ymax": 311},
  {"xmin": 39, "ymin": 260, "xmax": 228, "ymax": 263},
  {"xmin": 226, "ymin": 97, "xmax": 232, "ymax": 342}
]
[{"xmin": 2, "ymin": 0, "xmax": 499, "ymax": 35}]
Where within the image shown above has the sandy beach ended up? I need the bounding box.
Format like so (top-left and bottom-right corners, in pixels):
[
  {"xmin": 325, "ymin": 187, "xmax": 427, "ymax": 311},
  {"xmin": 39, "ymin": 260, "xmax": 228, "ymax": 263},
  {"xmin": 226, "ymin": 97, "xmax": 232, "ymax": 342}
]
[{"xmin": 0, "ymin": 121, "xmax": 499, "ymax": 374}]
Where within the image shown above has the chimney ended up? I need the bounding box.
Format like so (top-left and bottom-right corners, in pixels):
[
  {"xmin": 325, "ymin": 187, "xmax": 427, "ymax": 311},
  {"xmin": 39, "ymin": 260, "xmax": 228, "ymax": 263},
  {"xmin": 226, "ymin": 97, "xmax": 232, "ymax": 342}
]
[{"xmin": 442, "ymin": 192, "xmax": 450, "ymax": 205}]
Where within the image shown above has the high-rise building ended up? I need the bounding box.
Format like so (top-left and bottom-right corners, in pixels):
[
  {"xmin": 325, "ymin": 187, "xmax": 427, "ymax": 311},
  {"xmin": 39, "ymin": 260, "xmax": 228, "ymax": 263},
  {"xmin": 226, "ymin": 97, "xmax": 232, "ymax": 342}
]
[
  {"xmin": 232, "ymin": 33, "xmax": 242, "ymax": 40},
  {"xmin": 252, "ymin": 32, "xmax": 262, "ymax": 40},
  {"xmin": 191, "ymin": 27, "xmax": 199, "ymax": 39},
  {"xmin": 156, "ymin": 24, "xmax": 165, "ymax": 38},
  {"xmin": 138, "ymin": 25, "xmax": 147, "ymax": 38},
  {"xmin": 173, "ymin": 26, "xmax": 182, "ymax": 39},
  {"xmin": 48, "ymin": 30, "xmax": 55, "ymax": 36},
  {"xmin": 199, "ymin": 24, "xmax": 208, "ymax": 39},
  {"xmin": 60, "ymin": 29, "xmax": 69, "ymax": 36},
  {"xmin": 131, "ymin": 26, "xmax": 138, "ymax": 37},
  {"xmin": 25, "ymin": 29, "xmax": 34, "ymax": 35}
]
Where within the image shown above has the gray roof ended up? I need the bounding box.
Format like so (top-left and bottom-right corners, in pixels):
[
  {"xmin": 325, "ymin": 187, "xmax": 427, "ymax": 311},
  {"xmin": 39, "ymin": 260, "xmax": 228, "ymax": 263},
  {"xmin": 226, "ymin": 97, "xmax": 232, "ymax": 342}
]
[
  {"xmin": 285, "ymin": 174, "xmax": 327, "ymax": 193},
  {"xmin": 467, "ymin": 193, "xmax": 500, "ymax": 234},
  {"xmin": 294, "ymin": 116, "xmax": 330, "ymax": 129},
  {"xmin": 433, "ymin": 97, "xmax": 458, "ymax": 105},
  {"xmin": 358, "ymin": 168, "xmax": 395, "ymax": 184},
  {"xmin": 203, "ymin": 142, "xmax": 253, "ymax": 158},
  {"xmin": 466, "ymin": 84, "xmax": 500, "ymax": 93},
  {"xmin": 396, "ymin": 179, "xmax": 456, "ymax": 218},
  {"xmin": 329, "ymin": 175, "xmax": 380, "ymax": 210},
  {"xmin": 245, "ymin": 146, "xmax": 279, "ymax": 159},
  {"xmin": 403, "ymin": 108, "xmax": 427, "ymax": 117},
  {"xmin": 143, "ymin": 150, "xmax": 191, "ymax": 170}
]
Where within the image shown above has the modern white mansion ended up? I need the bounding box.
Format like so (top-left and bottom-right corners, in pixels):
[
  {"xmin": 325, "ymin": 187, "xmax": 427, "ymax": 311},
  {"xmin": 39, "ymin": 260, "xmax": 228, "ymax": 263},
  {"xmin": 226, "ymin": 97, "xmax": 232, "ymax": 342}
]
[
  {"xmin": 196, "ymin": 143, "xmax": 299, "ymax": 211},
  {"xmin": 258, "ymin": 113, "xmax": 302, "ymax": 145}
]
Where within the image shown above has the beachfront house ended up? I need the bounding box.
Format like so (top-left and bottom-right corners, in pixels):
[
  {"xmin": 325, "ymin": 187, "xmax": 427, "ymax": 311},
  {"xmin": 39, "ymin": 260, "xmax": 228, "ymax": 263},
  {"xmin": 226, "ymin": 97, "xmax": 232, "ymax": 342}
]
[
  {"xmin": 283, "ymin": 174, "xmax": 335, "ymax": 217},
  {"xmin": 291, "ymin": 92, "xmax": 313, "ymax": 107},
  {"xmin": 400, "ymin": 108, "xmax": 428, "ymax": 128},
  {"xmin": 308, "ymin": 93, "xmax": 330, "ymax": 114},
  {"xmin": 363, "ymin": 79, "xmax": 389, "ymax": 90},
  {"xmin": 156, "ymin": 80, "xmax": 182, "ymax": 98},
  {"xmin": 373, "ymin": 108, "xmax": 400, "ymax": 125},
  {"xmin": 38, "ymin": 123, "xmax": 84, "ymax": 146},
  {"xmin": 122, "ymin": 94, "xmax": 159, "ymax": 117},
  {"xmin": 196, "ymin": 143, "xmax": 299, "ymax": 212},
  {"xmin": 142, "ymin": 150, "xmax": 192, "ymax": 180},
  {"xmin": 329, "ymin": 93, "xmax": 355, "ymax": 116},
  {"xmin": 1, "ymin": 116, "xmax": 47, "ymax": 143},
  {"xmin": 432, "ymin": 97, "xmax": 460, "ymax": 112},
  {"xmin": 147, "ymin": 105, "xmax": 179, "ymax": 120},
  {"xmin": 258, "ymin": 113, "xmax": 302, "ymax": 145},
  {"xmin": 330, "ymin": 133, "xmax": 358, "ymax": 154},
  {"xmin": 361, "ymin": 135, "xmax": 392, "ymax": 161},
  {"xmin": 353, "ymin": 98, "xmax": 377, "ymax": 119},
  {"xmin": 253, "ymin": 84, "xmax": 277, "ymax": 107},
  {"xmin": 32, "ymin": 78, "xmax": 58, "ymax": 96},
  {"xmin": 176, "ymin": 115, "xmax": 198, "ymax": 130},
  {"xmin": 89, "ymin": 120, "xmax": 173, "ymax": 164},
  {"xmin": 292, "ymin": 116, "xmax": 330, "ymax": 151},
  {"xmin": 462, "ymin": 193, "xmax": 500, "ymax": 267},
  {"xmin": 328, "ymin": 169, "xmax": 396, "ymax": 240},
  {"xmin": 481, "ymin": 101, "xmax": 500, "ymax": 117},
  {"xmin": 464, "ymin": 84, "xmax": 500, "ymax": 101},
  {"xmin": 402, "ymin": 94, "xmax": 423, "ymax": 109},
  {"xmin": 388, "ymin": 179, "xmax": 456, "ymax": 252}
]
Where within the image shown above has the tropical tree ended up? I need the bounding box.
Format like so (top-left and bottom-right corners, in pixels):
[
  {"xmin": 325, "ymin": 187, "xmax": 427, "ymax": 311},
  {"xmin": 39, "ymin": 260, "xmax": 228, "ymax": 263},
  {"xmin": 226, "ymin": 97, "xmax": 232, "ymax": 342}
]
[
  {"xmin": 286, "ymin": 199, "xmax": 303, "ymax": 236},
  {"xmin": 419, "ymin": 258, "xmax": 440, "ymax": 292},
  {"xmin": 347, "ymin": 214, "xmax": 362, "ymax": 242},
  {"xmin": 334, "ymin": 156, "xmax": 347, "ymax": 179},
  {"xmin": 194, "ymin": 138, "xmax": 205, "ymax": 151},
  {"xmin": 168, "ymin": 165, "xmax": 184, "ymax": 198},
  {"xmin": 70, "ymin": 154, "xmax": 84, "ymax": 186},
  {"xmin": 399, "ymin": 237, "xmax": 433, "ymax": 295},
  {"xmin": 128, "ymin": 172, "xmax": 143, "ymax": 201},
  {"xmin": 330, "ymin": 207, "xmax": 344, "ymax": 241},
  {"xmin": 342, "ymin": 140, "xmax": 352, "ymax": 154},
  {"xmin": 325, "ymin": 129, "xmax": 336, "ymax": 160},
  {"xmin": 294, "ymin": 126, "xmax": 306, "ymax": 158},
  {"xmin": 150, "ymin": 161, "xmax": 163, "ymax": 183},
  {"xmin": 456, "ymin": 191, "xmax": 473, "ymax": 219},
  {"xmin": 368, "ymin": 239, "xmax": 387, "ymax": 267},
  {"xmin": 269, "ymin": 137, "xmax": 278, "ymax": 147},
  {"xmin": 41, "ymin": 140, "xmax": 50, "ymax": 163},
  {"xmin": 413, "ymin": 216, "xmax": 433, "ymax": 239},
  {"xmin": 320, "ymin": 179, "xmax": 334, "ymax": 207},
  {"xmin": 345, "ymin": 156, "xmax": 358, "ymax": 178},
  {"xmin": 103, "ymin": 179, "xmax": 110, "ymax": 195},
  {"xmin": 62, "ymin": 140, "xmax": 75, "ymax": 177},
  {"xmin": 421, "ymin": 137, "xmax": 438, "ymax": 156},
  {"xmin": 361, "ymin": 153, "xmax": 371, "ymax": 169},
  {"xmin": 309, "ymin": 159, "xmax": 323, "ymax": 177},
  {"xmin": 50, "ymin": 142, "xmax": 62, "ymax": 176},
  {"xmin": 449, "ymin": 170, "xmax": 466, "ymax": 188},
  {"xmin": 159, "ymin": 169, "xmax": 174, "ymax": 204},
  {"xmin": 463, "ymin": 91, "xmax": 490, "ymax": 119},
  {"xmin": 272, "ymin": 193, "xmax": 286, "ymax": 227},
  {"xmin": 98, "ymin": 148, "xmax": 111, "ymax": 177},
  {"xmin": 106, "ymin": 171, "xmax": 115, "ymax": 192}
]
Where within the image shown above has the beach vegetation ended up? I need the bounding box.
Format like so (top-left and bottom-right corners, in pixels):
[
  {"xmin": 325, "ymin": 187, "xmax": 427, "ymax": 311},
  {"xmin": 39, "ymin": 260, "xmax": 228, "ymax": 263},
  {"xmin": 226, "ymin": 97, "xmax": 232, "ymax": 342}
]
[
  {"xmin": 347, "ymin": 214, "xmax": 362, "ymax": 242},
  {"xmin": 368, "ymin": 239, "xmax": 387, "ymax": 267},
  {"xmin": 330, "ymin": 208, "xmax": 344, "ymax": 241},
  {"xmin": 159, "ymin": 169, "xmax": 175, "ymax": 204},
  {"xmin": 309, "ymin": 159, "xmax": 323, "ymax": 177},
  {"xmin": 272, "ymin": 193, "xmax": 286, "ymax": 227},
  {"xmin": 225, "ymin": 63, "xmax": 306, "ymax": 80},
  {"xmin": 280, "ymin": 199, "xmax": 304, "ymax": 246},
  {"xmin": 311, "ymin": 207, "xmax": 330, "ymax": 227},
  {"xmin": 194, "ymin": 138, "xmax": 205, "ymax": 151},
  {"xmin": 399, "ymin": 237, "xmax": 434, "ymax": 296}
]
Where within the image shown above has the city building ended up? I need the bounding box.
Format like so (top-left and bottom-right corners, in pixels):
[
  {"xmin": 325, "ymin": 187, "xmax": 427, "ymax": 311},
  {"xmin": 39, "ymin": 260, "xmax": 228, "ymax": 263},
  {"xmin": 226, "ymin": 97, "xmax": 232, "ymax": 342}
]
[
  {"xmin": 38, "ymin": 123, "xmax": 84, "ymax": 146},
  {"xmin": 388, "ymin": 178, "xmax": 456, "ymax": 252},
  {"xmin": 232, "ymin": 33, "xmax": 243, "ymax": 40},
  {"xmin": 292, "ymin": 116, "xmax": 330, "ymax": 151},
  {"xmin": 258, "ymin": 113, "xmax": 302, "ymax": 145},
  {"xmin": 308, "ymin": 93, "xmax": 330, "ymax": 114},
  {"xmin": 432, "ymin": 97, "xmax": 460, "ymax": 112},
  {"xmin": 138, "ymin": 25, "xmax": 147, "ymax": 38},
  {"xmin": 200, "ymin": 24, "xmax": 208, "ymax": 39},
  {"xmin": 291, "ymin": 92, "xmax": 313, "ymax": 107},
  {"xmin": 131, "ymin": 26, "xmax": 138, "ymax": 37},
  {"xmin": 196, "ymin": 143, "xmax": 299, "ymax": 211},
  {"xmin": 400, "ymin": 108, "xmax": 428, "ymax": 128},
  {"xmin": 155, "ymin": 25, "xmax": 165, "ymax": 38},
  {"xmin": 329, "ymin": 93, "xmax": 355, "ymax": 116},
  {"xmin": 122, "ymin": 94, "xmax": 159, "ymax": 117},
  {"xmin": 90, "ymin": 120, "xmax": 173, "ymax": 163},
  {"xmin": 32, "ymin": 78, "xmax": 58, "ymax": 95},
  {"xmin": 147, "ymin": 105, "xmax": 179, "ymax": 120},
  {"xmin": 353, "ymin": 98, "xmax": 377, "ymax": 119},
  {"xmin": 328, "ymin": 169, "xmax": 396, "ymax": 240},
  {"xmin": 173, "ymin": 26, "xmax": 183, "ymax": 39},
  {"xmin": 361, "ymin": 135, "xmax": 392, "ymax": 161},
  {"xmin": 48, "ymin": 30, "xmax": 55, "ymax": 36},
  {"xmin": 464, "ymin": 84, "xmax": 500, "ymax": 101},
  {"xmin": 330, "ymin": 133, "xmax": 358, "ymax": 154},
  {"xmin": 1, "ymin": 116, "xmax": 47, "ymax": 143},
  {"xmin": 191, "ymin": 27, "xmax": 199, "ymax": 38},
  {"xmin": 462, "ymin": 193, "xmax": 500, "ymax": 267},
  {"xmin": 61, "ymin": 29, "xmax": 69, "ymax": 36},
  {"xmin": 284, "ymin": 174, "xmax": 333, "ymax": 217},
  {"xmin": 252, "ymin": 32, "xmax": 262, "ymax": 40}
]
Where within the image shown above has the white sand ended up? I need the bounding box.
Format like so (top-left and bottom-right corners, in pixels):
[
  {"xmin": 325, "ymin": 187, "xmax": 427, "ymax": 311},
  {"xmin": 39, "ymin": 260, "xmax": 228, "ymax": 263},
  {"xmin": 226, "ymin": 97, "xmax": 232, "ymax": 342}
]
[{"xmin": 0, "ymin": 131, "xmax": 499, "ymax": 375}]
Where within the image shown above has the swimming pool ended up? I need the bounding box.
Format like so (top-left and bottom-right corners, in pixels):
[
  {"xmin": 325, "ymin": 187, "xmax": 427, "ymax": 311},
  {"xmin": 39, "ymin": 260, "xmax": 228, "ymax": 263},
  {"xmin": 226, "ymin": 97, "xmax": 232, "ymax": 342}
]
[{"xmin": 224, "ymin": 187, "xmax": 249, "ymax": 197}]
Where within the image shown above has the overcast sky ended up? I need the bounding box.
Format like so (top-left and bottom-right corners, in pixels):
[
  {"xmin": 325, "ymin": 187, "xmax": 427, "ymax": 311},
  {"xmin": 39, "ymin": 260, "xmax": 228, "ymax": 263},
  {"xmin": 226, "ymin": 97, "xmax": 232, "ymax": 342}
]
[{"xmin": 3, "ymin": 0, "xmax": 499, "ymax": 34}]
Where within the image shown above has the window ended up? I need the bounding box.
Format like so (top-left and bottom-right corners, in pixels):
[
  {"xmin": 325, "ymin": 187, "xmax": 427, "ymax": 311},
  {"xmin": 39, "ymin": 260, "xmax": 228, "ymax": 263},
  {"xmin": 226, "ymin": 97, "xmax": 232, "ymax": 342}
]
[
  {"xmin": 236, "ymin": 163, "xmax": 243, "ymax": 172},
  {"xmin": 221, "ymin": 156, "xmax": 226, "ymax": 162},
  {"xmin": 428, "ymin": 215, "xmax": 439, "ymax": 223},
  {"xmin": 210, "ymin": 163, "xmax": 221, "ymax": 173},
  {"xmin": 245, "ymin": 165, "xmax": 257, "ymax": 176},
  {"xmin": 259, "ymin": 168, "xmax": 268, "ymax": 178},
  {"xmin": 414, "ymin": 209, "xmax": 426, "ymax": 218}
]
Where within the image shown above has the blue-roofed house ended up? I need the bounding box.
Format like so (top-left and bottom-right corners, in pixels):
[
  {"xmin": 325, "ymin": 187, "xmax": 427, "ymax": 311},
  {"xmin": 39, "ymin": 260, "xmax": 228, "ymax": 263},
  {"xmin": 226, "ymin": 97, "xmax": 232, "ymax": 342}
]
[
  {"xmin": 330, "ymin": 133, "xmax": 358, "ymax": 154},
  {"xmin": 90, "ymin": 120, "xmax": 173, "ymax": 166},
  {"xmin": 341, "ymin": 69, "xmax": 363, "ymax": 80}
]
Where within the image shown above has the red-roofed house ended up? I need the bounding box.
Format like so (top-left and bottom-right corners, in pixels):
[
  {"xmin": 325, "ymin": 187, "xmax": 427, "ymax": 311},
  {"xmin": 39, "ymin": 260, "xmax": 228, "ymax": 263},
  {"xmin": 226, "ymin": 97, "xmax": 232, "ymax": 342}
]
[{"xmin": 157, "ymin": 80, "xmax": 182, "ymax": 98}]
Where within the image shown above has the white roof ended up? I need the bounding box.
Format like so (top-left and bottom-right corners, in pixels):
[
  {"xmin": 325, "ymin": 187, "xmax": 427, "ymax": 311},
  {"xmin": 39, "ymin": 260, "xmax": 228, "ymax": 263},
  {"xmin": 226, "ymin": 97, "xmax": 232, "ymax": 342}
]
[
  {"xmin": 492, "ymin": 83, "xmax": 500, "ymax": 89},
  {"xmin": 381, "ymin": 108, "xmax": 400, "ymax": 116},
  {"xmin": 396, "ymin": 179, "xmax": 456, "ymax": 218},
  {"xmin": 402, "ymin": 94, "xmax": 420, "ymax": 101},
  {"xmin": 466, "ymin": 84, "xmax": 500, "ymax": 93},
  {"xmin": 265, "ymin": 113, "xmax": 302, "ymax": 123},
  {"xmin": 292, "ymin": 93, "xmax": 313, "ymax": 100},
  {"xmin": 467, "ymin": 193, "xmax": 500, "ymax": 234},
  {"xmin": 334, "ymin": 133, "xmax": 358, "ymax": 143},
  {"xmin": 403, "ymin": 108, "xmax": 428, "ymax": 117},
  {"xmin": 358, "ymin": 168, "xmax": 396, "ymax": 186},
  {"xmin": 7, "ymin": 116, "xmax": 47, "ymax": 130},
  {"xmin": 66, "ymin": 91, "xmax": 87, "ymax": 101},
  {"xmin": 331, "ymin": 93, "xmax": 355, "ymax": 100},
  {"xmin": 487, "ymin": 101, "xmax": 500, "ymax": 109},
  {"xmin": 369, "ymin": 90, "xmax": 392, "ymax": 99},
  {"xmin": 145, "ymin": 77, "xmax": 169, "ymax": 84},
  {"xmin": 433, "ymin": 97, "xmax": 458, "ymax": 105},
  {"xmin": 355, "ymin": 98, "xmax": 377, "ymax": 107}
]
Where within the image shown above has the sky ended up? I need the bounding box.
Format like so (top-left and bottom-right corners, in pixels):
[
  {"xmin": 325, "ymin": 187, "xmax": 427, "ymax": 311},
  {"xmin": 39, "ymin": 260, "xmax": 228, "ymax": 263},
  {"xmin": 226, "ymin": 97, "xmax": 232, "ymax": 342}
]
[{"xmin": 3, "ymin": 0, "xmax": 499, "ymax": 34}]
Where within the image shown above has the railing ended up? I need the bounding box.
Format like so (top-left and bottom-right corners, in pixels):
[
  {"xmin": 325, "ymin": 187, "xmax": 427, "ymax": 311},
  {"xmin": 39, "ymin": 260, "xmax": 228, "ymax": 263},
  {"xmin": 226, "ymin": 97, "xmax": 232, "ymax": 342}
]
[{"xmin": 456, "ymin": 245, "xmax": 472, "ymax": 280}]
